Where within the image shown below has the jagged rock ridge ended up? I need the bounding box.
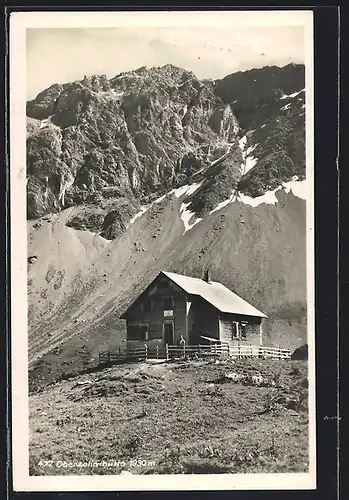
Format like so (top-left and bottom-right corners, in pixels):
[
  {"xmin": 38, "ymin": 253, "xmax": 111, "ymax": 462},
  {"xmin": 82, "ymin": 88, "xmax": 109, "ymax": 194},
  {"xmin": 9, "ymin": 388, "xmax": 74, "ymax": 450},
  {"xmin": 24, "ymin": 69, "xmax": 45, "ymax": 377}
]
[{"xmin": 26, "ymin": 63, "xmax": 305, "ymax": 238}]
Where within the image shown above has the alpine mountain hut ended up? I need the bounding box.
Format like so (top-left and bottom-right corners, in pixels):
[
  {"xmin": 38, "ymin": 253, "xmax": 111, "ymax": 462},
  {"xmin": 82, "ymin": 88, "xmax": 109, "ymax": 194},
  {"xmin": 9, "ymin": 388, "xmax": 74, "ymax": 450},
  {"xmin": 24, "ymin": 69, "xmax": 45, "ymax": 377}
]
[{"xmin": 120, "ymin": 270, "xmax": 267, "ymax": 350}]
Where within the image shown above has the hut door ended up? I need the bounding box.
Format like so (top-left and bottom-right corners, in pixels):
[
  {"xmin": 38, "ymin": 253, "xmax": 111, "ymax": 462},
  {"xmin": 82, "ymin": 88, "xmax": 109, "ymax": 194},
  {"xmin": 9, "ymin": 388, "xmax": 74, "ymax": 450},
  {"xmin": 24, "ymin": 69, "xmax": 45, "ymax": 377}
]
[{"xmin": 164, "ymin": 322, "xmax": 174, "ymax": 345}]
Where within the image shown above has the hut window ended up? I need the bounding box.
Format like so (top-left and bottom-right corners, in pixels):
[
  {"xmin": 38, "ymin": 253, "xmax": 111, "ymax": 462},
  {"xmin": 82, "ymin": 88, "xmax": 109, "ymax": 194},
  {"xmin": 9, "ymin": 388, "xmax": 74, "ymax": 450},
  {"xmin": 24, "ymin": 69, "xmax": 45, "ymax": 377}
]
[
  {"xmin": 232, "ymin": 322, "xmax": 240, "ymax": 340},
  {"xmin": 127, "ymin": 324, "xmax": 149, "ymax": 341}
]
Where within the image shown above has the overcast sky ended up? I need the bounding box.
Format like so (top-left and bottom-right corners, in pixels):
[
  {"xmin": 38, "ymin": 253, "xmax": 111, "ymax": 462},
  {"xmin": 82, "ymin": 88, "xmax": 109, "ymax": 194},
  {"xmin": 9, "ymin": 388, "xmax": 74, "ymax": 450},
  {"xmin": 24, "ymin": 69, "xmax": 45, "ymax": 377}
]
[{"xmin": 27, "ymin": 25, "xmax": 305, "ymax": 100}]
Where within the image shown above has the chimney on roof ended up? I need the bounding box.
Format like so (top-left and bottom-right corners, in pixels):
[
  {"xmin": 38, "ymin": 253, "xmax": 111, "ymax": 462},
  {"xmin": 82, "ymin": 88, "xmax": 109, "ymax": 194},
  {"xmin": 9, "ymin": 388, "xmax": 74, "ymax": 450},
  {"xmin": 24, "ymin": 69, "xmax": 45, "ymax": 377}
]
[{"xmin": 204, "ymin": 268, "xmax": 211, "ymax": 283}]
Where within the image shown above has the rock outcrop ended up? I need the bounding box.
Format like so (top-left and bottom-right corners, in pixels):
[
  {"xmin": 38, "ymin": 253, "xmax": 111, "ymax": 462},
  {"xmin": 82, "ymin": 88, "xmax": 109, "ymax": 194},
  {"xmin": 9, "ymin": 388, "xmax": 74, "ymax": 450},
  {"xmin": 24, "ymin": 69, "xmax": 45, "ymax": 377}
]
[{"xmin": 291, "ymin": 344, "xmax": 308, "ymax": 360}]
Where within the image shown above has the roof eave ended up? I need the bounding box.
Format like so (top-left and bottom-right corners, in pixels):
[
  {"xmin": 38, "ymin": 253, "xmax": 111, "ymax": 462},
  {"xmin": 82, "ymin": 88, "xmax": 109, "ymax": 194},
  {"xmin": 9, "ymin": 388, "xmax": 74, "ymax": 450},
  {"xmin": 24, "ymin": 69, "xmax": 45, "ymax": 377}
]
[{"xmin": 220, "ymin": 310, "xmax": 267, "ymax": 319}]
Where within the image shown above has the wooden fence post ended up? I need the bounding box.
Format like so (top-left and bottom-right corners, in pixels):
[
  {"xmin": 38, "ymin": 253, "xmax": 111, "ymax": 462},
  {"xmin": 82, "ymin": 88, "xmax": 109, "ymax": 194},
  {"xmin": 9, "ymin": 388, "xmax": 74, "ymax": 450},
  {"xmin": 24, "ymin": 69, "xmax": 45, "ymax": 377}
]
[
  {"xmin": 144, "ymin": 344, "xmax": 148, "ymax": 361},
  {"xmin": 107, "ymin": 349, "xmax": 110, "ymax": 366},
  {"xmin": 165, "ymin": 343, "xmax": 169, "ymax": 361},
  {"xmin": 156, "ymin": 345, "xmax": 159, "ymax": 359},
  {"xmin": 199, "ymin": 344, "xmax": 201, "ymax": 358},
  {"xmin": 238, "ymin": 343, "xmax": 241, "ymax": 359}
]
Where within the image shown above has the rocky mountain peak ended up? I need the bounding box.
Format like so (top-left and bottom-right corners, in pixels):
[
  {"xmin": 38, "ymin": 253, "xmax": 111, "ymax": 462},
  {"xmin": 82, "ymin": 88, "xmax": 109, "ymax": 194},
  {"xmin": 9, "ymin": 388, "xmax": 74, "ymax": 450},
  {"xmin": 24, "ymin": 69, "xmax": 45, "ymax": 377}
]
[
  {"xmin": 26, "ymin": 63, "xmax": 305, "ymax": 238},
  {"xmin": 80, "ymin": 74, "xmax": 111, "ymax": 92}
]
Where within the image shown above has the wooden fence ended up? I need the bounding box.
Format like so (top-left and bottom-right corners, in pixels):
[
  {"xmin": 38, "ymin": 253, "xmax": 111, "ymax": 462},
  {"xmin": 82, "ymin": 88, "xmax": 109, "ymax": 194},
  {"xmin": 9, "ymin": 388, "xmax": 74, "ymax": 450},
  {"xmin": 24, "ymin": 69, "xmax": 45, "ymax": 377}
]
[
  {"xmin": 228, "ymin": 344, "xmax": 291, "ymax": 360},
  {"xmin": 98, "ymin": 343, "xmax": 290, "ymax": 366}
]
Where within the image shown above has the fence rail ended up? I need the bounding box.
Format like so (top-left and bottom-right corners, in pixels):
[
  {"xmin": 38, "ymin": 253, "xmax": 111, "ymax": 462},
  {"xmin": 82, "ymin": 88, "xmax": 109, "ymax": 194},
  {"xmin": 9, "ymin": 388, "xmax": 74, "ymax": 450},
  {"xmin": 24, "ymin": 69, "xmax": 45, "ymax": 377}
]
[{"xmin": 98, "ymin": 343, "xmax": 290, "ymax": 366}]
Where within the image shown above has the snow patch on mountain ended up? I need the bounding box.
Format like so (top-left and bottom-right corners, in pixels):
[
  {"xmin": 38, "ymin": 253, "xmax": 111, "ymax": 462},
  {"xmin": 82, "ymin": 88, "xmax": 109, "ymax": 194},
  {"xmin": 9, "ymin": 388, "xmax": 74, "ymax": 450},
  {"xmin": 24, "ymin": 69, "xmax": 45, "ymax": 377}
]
[
  {"xmin": 39, "ymin": 115, "xmax": 55, "ymax": 129},
  {"xmin": 246, "ymin": 144, "xmax": 258, "ymax": 156},
  {"xmin": 238, "ymin": 136, "xmax": 247, "ymax": 151},
  {"xmin": 178, "ymin": 173, "xmax": 304, "ymax": 229},
  {"xmin": 244, "ymin": 157, "xmax": 258, "ymax": 174},
  {"xmin": 238, "ymin": 188, "xmax": 282, "ymax": 207},
  {"xmin": 239, "ymin": 135, "xmax": 258, "ymax": 176},
  {"xmin": 210, "ymin": 192, "xmax": 236, "ymax": 215},
  {"xmin": 154, "ymin": 194, "xmax": 166, "ymax": 204},
  {"xmin": 176, "ymin": 182, "xmax": 205, "ymax": 233},
  {"xmin": 207, "ymin": 149, "xmax": 232, "ymax": 169},
  {"xmin": 59, "ymin": 175, "xmax": 75, "ymax": 207},
  {"xmin": 239, "ymin": 178, "xmax": 308, "ymax": 207},
  {"xmin": 171, "ymin": 182, "xmax": 203, "ymax": 198},
  {"xmin": 127, "ymin": 193, "xmax": 167, "ymax": 227},
  {"xmin": 280, "ymin": 88, "xmax": 305, "ymax": 100},
  {"xmin": 282, "ymin": 177, "xmax": 308, "ymax": 200},
  {"xmin": 180, "ymin": 202, "xmax": 202, "ymax": 234},
  {"xmin": 127, "ymin": 182, "xmax": 203, "ymax": 229},
  {"xmin": 128, "ymin": 206, "xmax": 148, "ymax": 225},
  {"xmin": 281, "ymin": 103, "xmax": 292, "ymax": 111},
  {"xmin": 206, "ymin": 178, "xmax": 308, "ymax": 216}
]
